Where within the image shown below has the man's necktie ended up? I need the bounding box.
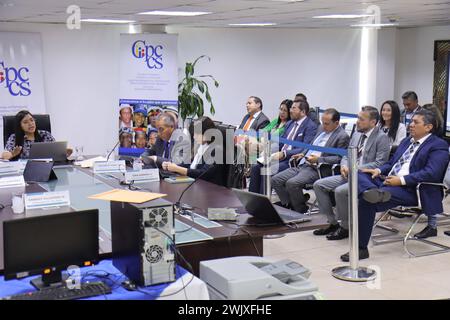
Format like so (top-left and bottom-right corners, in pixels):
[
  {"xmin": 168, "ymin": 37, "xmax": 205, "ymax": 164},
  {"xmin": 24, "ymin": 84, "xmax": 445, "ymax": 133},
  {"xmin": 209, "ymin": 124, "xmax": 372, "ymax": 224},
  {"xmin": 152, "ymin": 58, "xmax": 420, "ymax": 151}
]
[
  {"xmin": 357, "ymin": 134, "xmax": 367, "ymax": 160},
  {"xmin": 281, "ymin": 122, "xmax": 299, "ymax": 152},
  {"xmin": 242, "ymin": 115, "xmax": 254, "ymax": 131},
  {"xmin": 164, "ymin": 141, "xmax": 171, "ymax": 159},
  {"xmin": 389, "ymin": 140, "xmax": 420, "ymax": 176}
]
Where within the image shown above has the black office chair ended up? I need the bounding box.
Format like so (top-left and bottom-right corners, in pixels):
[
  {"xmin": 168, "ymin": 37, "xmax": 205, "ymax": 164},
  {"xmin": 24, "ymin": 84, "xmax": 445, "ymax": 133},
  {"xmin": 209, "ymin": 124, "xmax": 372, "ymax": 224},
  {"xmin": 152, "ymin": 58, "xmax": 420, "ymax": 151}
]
[{"xmin": 3, "ymin": 114, "xmax": 51, "ymax": 146}]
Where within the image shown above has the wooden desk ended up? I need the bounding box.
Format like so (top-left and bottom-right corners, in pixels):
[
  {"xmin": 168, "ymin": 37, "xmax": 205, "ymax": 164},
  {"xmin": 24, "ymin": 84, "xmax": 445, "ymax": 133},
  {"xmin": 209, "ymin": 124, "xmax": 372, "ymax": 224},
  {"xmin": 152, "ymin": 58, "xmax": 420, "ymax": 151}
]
[{"xmin": 0, "ymin": 166, "xmax": 328, "ymax": 275}]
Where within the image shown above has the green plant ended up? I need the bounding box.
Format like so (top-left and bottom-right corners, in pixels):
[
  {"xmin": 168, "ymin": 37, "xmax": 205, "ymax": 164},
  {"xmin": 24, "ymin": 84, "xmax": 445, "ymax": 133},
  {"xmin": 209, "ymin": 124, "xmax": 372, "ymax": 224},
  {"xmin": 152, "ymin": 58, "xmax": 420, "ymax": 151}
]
[{"xmin": 178, "ymin": 55, "xmax": 219, "ymax": 121}]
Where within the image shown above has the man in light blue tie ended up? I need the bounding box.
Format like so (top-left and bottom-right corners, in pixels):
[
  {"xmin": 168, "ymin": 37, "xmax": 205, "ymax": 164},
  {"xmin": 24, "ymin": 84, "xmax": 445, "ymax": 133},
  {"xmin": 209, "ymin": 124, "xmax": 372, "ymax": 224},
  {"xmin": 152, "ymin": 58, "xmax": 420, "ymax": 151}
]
[
  {"xmin": 341, "ymin": 109, "xmax": 450, "ymax": 262},
  {"xmin": 272, "ymin": 109, "xmax": 349, "ymax": 213}
]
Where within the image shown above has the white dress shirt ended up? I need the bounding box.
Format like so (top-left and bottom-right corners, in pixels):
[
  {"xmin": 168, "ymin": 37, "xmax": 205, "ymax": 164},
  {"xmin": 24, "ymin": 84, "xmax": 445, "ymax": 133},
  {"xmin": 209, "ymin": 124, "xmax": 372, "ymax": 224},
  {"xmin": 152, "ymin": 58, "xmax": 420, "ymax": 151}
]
[
  {"xmin": 190, "ymin": 143, "xmax": 210, "ymax": 169},
  {"xmin": 395, "ymin": 134, "xmax": 431, "ymax": 185}
]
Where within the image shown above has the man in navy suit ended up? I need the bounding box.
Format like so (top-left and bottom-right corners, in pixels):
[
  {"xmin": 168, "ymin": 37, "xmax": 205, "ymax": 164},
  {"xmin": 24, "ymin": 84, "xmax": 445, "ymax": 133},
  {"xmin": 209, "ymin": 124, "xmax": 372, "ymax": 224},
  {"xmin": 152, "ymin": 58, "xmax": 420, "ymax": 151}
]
[
  {"xmin": 340, "ymin": 109, "xmax": 449, "ymax": 262},
  {"xmin": 248, "ymin": 99, "xmax": 318, "ymax": 194}
]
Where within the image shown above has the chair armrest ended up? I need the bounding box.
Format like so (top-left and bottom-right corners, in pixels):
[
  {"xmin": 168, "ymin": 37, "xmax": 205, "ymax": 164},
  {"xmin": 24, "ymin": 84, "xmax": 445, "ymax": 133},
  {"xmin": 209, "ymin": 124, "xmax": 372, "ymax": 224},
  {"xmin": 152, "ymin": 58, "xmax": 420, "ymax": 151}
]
[{"xmin": 415, "ymin": 182, "xmax": 447, "ymax": 209}]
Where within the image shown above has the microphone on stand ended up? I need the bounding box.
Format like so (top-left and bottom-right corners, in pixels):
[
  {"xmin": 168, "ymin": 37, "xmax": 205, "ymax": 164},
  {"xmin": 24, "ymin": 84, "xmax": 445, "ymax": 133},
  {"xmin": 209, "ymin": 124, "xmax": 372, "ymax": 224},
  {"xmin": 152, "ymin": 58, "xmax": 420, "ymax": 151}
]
[{"xmin": 107, "ymin": 141, "xmax": 120, "ymax": 161}]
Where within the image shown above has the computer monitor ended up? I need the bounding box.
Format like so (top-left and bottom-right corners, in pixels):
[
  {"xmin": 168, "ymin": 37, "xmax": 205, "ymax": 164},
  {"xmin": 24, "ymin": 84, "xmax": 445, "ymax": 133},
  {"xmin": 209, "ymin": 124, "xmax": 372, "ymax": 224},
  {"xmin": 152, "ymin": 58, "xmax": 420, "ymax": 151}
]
[{"xmin": 3, "ymin": 209, "xmax": 99, "ymax": 290}]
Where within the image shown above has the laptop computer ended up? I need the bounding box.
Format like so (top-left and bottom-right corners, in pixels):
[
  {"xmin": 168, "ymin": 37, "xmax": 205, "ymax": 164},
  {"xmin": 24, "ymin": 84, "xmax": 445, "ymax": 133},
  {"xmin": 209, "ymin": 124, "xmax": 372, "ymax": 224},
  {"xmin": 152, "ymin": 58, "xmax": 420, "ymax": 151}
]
[
  {"xmin": 232, "ymin": 189, "xmax": 312, "ymax": 224},
  {"xmin": 29, "ymin": 141, "xmax": 67, "ymax": 162}
]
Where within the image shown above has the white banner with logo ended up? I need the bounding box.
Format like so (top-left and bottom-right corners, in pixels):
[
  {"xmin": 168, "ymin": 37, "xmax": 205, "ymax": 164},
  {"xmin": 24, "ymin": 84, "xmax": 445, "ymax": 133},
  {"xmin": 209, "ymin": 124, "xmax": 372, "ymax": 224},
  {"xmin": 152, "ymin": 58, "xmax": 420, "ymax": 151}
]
[
  {"xmin": 118, "ymin": 34, "xmax": 178, "ymax": 156},
  {"xmin": 0, "ymin": 32, "xmax": 46, "ymax": 149}
]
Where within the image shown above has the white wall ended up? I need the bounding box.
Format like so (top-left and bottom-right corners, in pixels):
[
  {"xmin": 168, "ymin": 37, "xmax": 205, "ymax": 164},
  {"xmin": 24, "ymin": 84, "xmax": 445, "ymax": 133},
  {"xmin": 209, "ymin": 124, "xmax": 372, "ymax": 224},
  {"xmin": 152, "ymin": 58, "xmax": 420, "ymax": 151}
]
[
  {"xmin": 0, "ymin": 22, "xmax": 447, "ymax": 154},
  {"xmin": 168, "ymin": 26, "xmax": 364, "ymax": 125},
  {"xmin": 395, "ymin": 25, "xmax": 450, "ymax": 104},
  {"xmin": 0, "ymin": 22, "xmax": 127, "ymax": 155}
]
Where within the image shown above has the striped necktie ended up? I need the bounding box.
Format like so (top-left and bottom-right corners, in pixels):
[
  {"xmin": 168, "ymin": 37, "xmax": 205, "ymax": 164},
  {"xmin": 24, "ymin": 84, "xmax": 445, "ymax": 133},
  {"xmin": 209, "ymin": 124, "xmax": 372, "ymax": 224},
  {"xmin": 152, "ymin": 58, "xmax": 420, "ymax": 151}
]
[
  {"xmin": 357, "ymin": 134, "xmax": 367, "ymax": 160},
  {"xmin": 389, "ymin": 140, "xmax": 420, "ymax": 176},
  {"xmin": 281, "ymin": 122, "xmax": 299, "ymax": 152}
]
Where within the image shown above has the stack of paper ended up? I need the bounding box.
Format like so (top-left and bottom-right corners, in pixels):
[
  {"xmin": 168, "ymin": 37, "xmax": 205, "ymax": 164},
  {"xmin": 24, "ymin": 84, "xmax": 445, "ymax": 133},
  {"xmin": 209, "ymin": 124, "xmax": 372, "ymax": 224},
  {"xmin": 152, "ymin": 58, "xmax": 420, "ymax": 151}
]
[{"xmin": 88, "ymin": 189, "xmax": 166, "ymax": 204}]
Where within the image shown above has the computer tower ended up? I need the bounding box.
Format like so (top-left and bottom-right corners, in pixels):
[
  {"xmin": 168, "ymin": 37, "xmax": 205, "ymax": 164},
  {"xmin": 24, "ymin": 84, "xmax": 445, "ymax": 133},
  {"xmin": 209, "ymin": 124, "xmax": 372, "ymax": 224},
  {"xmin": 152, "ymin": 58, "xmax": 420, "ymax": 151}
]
[{"xmin": 111, "ymin": 198, "xmax": 176, "ymax": 286}]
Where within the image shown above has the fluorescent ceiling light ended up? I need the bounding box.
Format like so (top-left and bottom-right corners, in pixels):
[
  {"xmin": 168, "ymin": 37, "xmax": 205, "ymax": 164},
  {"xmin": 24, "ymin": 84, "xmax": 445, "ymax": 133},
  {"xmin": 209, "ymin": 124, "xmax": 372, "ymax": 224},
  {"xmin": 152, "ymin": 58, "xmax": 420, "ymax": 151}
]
[
  {"xmin": 138, "ymin": 11, "xmax": 211, "ymax": 16},
  {"xmin": 81, "ymin": 19, "xmax": 135, "ymax": 23},
  {"xmin": 313, "ymin": 14, "xmax": 373, "ymax": 19},
  {"xmin": 228, "ymin": 23, "xmax": 277, "ymax": 27},
  {"xmin": 351, "ymin": 23, "xmax": 399, "ymax": 27}
]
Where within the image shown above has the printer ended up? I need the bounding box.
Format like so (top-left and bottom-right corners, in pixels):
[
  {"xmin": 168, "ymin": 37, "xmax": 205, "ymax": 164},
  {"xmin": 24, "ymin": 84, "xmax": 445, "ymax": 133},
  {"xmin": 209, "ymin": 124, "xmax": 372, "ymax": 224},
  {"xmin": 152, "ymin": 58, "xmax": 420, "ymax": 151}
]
[{"xmin": 200, "ymin": 256, "xmax": 321, "ymax": 300}]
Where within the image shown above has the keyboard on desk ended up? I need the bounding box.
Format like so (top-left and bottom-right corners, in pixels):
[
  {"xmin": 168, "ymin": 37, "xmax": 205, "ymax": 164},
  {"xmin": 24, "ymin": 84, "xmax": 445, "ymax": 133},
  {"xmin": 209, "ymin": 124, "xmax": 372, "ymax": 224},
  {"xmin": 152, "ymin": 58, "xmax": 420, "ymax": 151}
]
[{"xmin": 1, "ymin": 282, "xmax": 111, "ymax": 300}]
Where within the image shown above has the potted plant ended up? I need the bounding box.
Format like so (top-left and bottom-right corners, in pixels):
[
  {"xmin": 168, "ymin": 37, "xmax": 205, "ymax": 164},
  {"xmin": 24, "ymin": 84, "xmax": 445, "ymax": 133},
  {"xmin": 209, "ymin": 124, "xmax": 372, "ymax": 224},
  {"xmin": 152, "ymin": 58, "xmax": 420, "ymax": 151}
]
[{"xmin": 178, "ymin": 55, "xmax": 219, "ymax": 122}]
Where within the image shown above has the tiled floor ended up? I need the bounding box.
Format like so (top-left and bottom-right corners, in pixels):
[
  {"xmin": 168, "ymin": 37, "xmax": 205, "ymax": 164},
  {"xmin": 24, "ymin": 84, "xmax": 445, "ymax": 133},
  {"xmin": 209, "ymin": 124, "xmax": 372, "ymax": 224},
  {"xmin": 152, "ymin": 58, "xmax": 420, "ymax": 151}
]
[{"xmin": 263, "ymin": 197, "xmax": 450, "ymax": 300}]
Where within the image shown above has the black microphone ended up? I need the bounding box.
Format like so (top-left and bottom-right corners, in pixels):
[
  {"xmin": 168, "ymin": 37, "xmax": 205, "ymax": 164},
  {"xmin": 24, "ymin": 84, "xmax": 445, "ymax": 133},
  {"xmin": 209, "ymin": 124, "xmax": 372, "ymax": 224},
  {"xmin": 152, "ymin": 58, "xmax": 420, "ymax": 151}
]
[
  {"xmin": 107, "ymin": 140, "xmax": 121, "ymax": 161},
  {"xmin": 174, "ymin": 162, "xmax": 217, "ymax": 213}
]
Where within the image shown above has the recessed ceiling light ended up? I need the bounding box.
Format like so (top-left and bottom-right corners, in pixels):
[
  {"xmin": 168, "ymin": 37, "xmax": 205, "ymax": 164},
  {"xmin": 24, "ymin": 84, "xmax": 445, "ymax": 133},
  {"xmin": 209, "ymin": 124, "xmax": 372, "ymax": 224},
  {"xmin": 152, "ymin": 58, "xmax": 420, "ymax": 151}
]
[
  {"xmin": 81, "ymin": 19, "xmax": 135, "ymax": 24},
  {"xmin": 228, "ymin": 23, "xmax": 277, "ymax": 27},
  {"xmin": 313, "ymin": 14, "xmax": 373, "ymax": 19},
  {"xmin": 138, "ymin": 11, "xmax": 211, "ymax": 16},
  {"xmin": 351, "ymin": 23, "xmax": 399, "ymax": 27}
]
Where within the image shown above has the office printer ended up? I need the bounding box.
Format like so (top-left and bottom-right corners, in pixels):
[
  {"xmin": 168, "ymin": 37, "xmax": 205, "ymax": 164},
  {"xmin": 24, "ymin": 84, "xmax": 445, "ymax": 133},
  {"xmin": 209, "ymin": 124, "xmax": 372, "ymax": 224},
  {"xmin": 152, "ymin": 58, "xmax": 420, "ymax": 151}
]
[{"xmin": 200, "ymin": 256, "xmax": 320, "ymax": 300}]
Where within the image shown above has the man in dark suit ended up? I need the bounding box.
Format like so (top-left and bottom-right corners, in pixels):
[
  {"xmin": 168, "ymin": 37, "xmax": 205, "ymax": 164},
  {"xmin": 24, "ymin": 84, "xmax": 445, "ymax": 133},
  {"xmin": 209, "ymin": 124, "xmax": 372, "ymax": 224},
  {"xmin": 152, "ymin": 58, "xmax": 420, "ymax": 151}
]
[
  {"xmin": 248, "ymin": 99, "xmax": 318, "ymax": 193},
  {"xmin": 341, "ymin": 109, "xmax": 450, "ymax": 262},
  {"xmin": 238, "ymin": 96, "xmax": 270, "ymax": 131},
  {"xmin": 400, "ymin": 91, "xmax": 422, "ymax": 135},
  {"xmin": 313, "ymin": 106, "xmax": 390, "ymax": 240},
  {"xmin": 271, "ymin": 108, "xmax": 349, "ymax": 213}
]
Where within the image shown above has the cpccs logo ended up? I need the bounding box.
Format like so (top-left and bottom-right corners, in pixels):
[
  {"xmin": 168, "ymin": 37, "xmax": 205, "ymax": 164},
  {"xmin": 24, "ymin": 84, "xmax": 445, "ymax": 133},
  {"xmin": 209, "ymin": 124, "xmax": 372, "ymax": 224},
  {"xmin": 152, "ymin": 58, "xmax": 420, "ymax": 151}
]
[
  {"xmin": 131, "ymin": 40, "xmax": 163, "ymax": 70},
  {"xmin": 0, "ymin": 61, "xmax": 31, "ymax": 96}
]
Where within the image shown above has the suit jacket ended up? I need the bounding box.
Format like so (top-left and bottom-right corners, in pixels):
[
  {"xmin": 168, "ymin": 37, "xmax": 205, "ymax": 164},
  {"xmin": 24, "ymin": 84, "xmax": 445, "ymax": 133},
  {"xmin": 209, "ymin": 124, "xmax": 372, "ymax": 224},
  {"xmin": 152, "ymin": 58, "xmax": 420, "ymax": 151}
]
[
  {"xmin": 341, "ymin": 126, "xmax": 390, "ymax": 169},
  {"xmin": 280, "ymin": 117, "xmax": 318, "ymax": 159},
  {"xmin": 300, "ymin": 125, "xmax": 350, "ymax": 165},
  {"xmin": 379, "ymin": 134, "xmax": 449, "ymax": 215},
  {"xmin": 238, "ymin": 112, "xmax": 270, "ymax": 131},
  {"xmin": 143, "ymin": 129, "xmax": 191, "ymax": 167}
]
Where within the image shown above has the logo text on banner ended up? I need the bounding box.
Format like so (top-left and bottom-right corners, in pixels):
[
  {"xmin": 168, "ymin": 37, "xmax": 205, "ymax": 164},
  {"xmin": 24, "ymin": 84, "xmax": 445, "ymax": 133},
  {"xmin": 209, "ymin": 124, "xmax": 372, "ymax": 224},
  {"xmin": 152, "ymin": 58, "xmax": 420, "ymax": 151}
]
[
  {"xmin": 24, "ymin": 190, "xmax": 71, "ymax": 210},
  {"xmin": 131, "ymin": 40, "xmax": 163, "ymax": 70}
]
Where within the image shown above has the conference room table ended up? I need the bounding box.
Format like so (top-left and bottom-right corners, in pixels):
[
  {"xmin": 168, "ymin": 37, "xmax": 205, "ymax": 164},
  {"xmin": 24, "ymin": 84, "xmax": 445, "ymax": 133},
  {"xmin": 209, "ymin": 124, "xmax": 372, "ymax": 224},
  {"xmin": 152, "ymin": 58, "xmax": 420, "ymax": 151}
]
[{"xmin": 0, "ymin": 163, "xmax": 328, "ymax": 276}]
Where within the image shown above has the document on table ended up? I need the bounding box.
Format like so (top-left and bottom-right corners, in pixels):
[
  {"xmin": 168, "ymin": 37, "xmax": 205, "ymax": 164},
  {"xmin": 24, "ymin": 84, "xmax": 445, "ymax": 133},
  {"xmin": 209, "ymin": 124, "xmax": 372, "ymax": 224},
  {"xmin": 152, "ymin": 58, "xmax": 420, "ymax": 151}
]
[{"xmin": 88, "ymin": 189, "xmax": 166, "ymax": 203}]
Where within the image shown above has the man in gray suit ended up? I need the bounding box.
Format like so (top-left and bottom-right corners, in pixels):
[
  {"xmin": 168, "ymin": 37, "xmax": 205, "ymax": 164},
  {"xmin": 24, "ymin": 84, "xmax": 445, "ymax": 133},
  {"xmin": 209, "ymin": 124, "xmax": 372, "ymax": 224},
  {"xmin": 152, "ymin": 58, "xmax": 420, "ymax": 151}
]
[
  {"xmin": 272, "ymin": 108, "xmax": 350, "ymax": 213},
  {"xmin": 313, "ymin": 106, "xmax": 390, "ymax": 240},
  {"xmin": 238, "ymin": 96, "xmax": 270, "ymax": 131},
  {"xmin": 142, "ymin": 113, "xmax": 191, "ymax": 167}
]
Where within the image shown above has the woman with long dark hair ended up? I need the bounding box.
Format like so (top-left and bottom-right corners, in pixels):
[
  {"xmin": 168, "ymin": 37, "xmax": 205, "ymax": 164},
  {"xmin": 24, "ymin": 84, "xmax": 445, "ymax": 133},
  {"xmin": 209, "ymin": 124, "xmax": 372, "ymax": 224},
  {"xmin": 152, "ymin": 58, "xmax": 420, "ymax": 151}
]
[
  {"xmin": 2, "ymin": 110, "xmax": 56, "ymax": 160},
  {"xmin": 378, "ymin": 100, "xmax": 406, "ymax": 147},
  {"xmin": 262, "ymin": 99, "xmax": 293, "ymax": 136}
]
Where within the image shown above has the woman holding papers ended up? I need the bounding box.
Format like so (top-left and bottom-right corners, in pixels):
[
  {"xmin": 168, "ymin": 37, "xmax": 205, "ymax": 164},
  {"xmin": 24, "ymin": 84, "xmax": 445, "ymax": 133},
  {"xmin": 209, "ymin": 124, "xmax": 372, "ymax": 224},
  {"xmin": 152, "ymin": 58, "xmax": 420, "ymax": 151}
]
[
  {"xmin": 2, "ymin": 110, "xmax": 56, "ymax": 160},
  {"xmin": 161, "ymin": 116, "xmax": 224, "ymax": 185}
]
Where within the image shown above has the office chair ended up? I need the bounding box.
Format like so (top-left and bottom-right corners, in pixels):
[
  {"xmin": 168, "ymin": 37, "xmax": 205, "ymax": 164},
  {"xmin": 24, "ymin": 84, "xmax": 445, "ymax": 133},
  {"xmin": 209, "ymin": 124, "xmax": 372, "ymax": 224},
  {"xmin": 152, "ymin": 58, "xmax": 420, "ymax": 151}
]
[
  {"xmin": 372, "ymin": 164, "xmax": 450, "ymax": 258},
  {"xmin": 3, "ymin": 114, "xmax": 51, "ymax": 146}
]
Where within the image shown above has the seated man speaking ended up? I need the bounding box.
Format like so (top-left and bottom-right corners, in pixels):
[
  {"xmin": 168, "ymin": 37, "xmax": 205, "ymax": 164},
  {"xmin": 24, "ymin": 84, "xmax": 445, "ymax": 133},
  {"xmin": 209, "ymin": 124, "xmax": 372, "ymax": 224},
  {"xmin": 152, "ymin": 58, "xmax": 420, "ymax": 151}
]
[{"xmin": 341, "ymin": 109, "xmax": 449, "ymax": 262}]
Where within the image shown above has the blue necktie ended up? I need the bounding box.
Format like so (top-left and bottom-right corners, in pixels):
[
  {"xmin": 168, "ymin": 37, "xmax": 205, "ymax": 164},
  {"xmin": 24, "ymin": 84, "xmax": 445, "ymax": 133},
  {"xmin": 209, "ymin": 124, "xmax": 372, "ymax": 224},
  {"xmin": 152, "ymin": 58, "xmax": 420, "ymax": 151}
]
[
  {"xmin": 389, "ymin": 140, "xmax": 420, "ymax": 176},
  {"xmin": 164, "ymin": 141, "xmax": 171, "ymax": 159}
]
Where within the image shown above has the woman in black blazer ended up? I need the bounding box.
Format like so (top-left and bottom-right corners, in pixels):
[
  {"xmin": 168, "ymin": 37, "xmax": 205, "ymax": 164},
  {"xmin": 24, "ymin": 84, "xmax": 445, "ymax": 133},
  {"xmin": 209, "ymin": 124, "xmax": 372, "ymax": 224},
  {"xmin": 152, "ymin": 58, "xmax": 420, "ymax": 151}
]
[{"xmin": 161, "ymin": 116, "xmax": 224, "ymax": 185}]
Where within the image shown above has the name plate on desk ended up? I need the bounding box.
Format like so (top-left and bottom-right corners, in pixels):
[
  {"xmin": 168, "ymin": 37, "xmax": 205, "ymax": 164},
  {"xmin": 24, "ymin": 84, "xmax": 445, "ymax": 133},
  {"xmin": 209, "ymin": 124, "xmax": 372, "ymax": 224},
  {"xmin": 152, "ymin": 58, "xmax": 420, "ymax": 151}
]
[
  {"xmin": 93, "ymin": 160, "xmax": 126, "ymax": 174},
  {"xmin": 0, "ymin": 162, "xmax": 26, "ymax": 176},
  {"xmin": 124, "ymin": 169, "xmax": 160, "ymax": 184},
  {"xmin": 24, "ymin": 190, "xmax": 71, "ymax": 210},
  {"xmin": 0, "ymin": 175, "xmax": 25, "ymax": 188}
]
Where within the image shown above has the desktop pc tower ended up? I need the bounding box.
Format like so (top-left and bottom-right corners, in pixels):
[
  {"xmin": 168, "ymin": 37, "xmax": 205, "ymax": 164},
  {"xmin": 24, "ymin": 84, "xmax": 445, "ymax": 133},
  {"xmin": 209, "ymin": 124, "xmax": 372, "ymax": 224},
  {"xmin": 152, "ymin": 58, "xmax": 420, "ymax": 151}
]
[{"xmin": 110, "ymin": 198, "xmax": 176, "ymax": 286}]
